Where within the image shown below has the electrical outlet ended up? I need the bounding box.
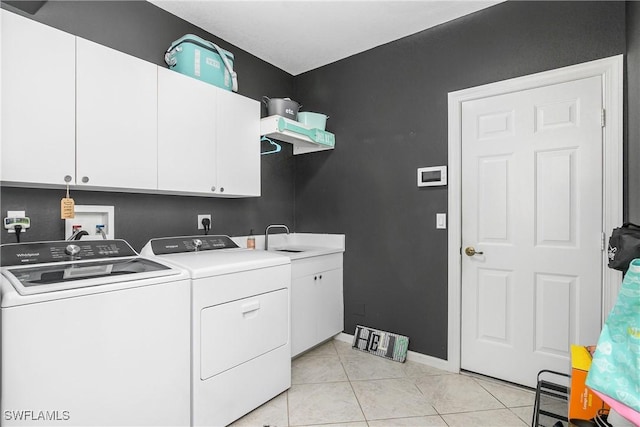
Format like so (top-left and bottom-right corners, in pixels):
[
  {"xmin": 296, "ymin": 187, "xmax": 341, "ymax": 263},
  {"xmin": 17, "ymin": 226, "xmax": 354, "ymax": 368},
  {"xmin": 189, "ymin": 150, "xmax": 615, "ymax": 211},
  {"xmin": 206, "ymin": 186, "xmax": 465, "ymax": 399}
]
[
  {"xmin": 197, "ymin": 214, "xmax": 212, "ymax": 230},
  {"xmin": 5, "ymin": 211, "xmax": 30, "ymax": 233},
  {"xmin": 4, "ymin": 217, "xmax": 30, "ymax": 233}
]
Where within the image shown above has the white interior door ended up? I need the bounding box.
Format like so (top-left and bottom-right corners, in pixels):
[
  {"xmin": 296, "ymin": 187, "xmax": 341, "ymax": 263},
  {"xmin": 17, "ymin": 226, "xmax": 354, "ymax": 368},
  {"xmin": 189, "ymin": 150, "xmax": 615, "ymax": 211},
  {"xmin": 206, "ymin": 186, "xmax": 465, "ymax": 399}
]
[{"xmin": 460, "ymin": 76, "xmax": 604, "ymax": 387}]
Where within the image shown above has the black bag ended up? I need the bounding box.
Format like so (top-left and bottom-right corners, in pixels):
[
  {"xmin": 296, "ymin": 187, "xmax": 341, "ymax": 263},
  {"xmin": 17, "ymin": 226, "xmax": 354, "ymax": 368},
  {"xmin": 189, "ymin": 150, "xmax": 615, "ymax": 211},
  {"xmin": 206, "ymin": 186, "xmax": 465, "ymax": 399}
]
[{"xmin": 608, "ymin": 223, "xmax": 640, "ymax": 271}]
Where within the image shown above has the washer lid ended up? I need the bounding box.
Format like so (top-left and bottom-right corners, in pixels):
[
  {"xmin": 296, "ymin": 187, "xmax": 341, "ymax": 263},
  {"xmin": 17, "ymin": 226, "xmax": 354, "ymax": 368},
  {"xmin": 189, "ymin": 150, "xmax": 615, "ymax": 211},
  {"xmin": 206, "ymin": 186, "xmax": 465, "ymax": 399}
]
[{"xmin": 0, "ymin": 240, "xmax": 179, "ymax": 296}]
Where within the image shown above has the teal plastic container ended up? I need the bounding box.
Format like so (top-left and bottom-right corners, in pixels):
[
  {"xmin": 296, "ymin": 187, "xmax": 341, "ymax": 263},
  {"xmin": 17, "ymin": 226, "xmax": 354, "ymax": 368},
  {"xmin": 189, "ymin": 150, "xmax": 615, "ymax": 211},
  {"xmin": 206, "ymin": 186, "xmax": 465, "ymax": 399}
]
[
  {"xmin": 297, "ymin": 112, "xmax": 329, "ymax": 130},
  {"xmin": 164, "ymin": 34, "xmax": 237, "ymax": 92}
]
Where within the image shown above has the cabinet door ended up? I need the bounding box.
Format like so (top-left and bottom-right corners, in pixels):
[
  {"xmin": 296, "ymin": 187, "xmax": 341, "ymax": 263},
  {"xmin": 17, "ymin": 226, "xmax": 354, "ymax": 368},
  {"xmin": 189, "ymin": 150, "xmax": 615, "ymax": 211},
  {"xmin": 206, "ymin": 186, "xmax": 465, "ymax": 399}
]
[
  {"xmin": 1, "ymin": 11, "xmax": 76, "ymax": 185},
  {"xmin": 215, "ymin": 89, "xmax": 260, "ymax": 197},
  {"xmin": 291, "ymin": 274, "xmax": 318, "ymax": 357},
  {"xmin": 76, "ymin": 38, "xmax": 157, "ymax": 190},
  {"xmin": 316, "ymin": 268, "xmax": 344, "ymax": 342},
  {"xmin": 157, "ymin": 68, "xmax": 218, "ymax": 193}
]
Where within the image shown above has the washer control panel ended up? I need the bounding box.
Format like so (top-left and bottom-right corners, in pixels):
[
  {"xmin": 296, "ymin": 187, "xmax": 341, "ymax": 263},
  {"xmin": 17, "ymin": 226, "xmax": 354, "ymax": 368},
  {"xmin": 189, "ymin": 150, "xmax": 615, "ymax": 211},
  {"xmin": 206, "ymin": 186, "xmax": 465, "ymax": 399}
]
[
  {"xmin": 0, "ymin": 240, "xmax": 137, "ymax": 266},
  {"xmin": 148, "ymin": 235, "xmax": 239, "ymax": 255}
]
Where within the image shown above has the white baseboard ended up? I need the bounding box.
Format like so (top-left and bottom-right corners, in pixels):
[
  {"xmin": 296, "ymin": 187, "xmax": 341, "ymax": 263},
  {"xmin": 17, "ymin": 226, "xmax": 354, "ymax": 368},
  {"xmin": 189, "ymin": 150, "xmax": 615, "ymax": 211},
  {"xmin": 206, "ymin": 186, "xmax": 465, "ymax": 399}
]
[
  {"xmin": 334, "ymin": 332, "xmax": 457, "ymax": 373},
  {"xmin": 334, "ymin": 332, "xmax": 354, "ymax": 344}
]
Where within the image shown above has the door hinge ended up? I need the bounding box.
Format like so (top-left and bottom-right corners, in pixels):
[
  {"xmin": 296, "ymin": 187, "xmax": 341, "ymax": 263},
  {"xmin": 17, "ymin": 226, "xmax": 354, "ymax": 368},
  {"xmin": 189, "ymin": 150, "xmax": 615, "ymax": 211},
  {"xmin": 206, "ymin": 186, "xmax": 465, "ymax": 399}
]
[{"xmin": 601, "ymin": 109, "xmax": 606, "ymax": 128}]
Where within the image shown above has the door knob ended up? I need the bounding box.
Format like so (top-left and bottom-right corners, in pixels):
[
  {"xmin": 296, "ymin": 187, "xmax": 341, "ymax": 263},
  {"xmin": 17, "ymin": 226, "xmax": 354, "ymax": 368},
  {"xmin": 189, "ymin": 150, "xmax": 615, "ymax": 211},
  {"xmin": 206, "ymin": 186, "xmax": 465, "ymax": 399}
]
[{"xmin": 465, "ymin": 246, "xmax": 484, "ymax": 256}]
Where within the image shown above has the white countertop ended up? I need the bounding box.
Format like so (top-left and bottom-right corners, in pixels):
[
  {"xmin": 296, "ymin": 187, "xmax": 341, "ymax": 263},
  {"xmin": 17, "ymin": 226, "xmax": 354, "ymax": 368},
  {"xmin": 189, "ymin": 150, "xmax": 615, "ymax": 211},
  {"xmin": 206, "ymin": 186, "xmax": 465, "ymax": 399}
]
[{"xmin": 231, "ymin": 233, "xmax": 345, "ymax": 260}]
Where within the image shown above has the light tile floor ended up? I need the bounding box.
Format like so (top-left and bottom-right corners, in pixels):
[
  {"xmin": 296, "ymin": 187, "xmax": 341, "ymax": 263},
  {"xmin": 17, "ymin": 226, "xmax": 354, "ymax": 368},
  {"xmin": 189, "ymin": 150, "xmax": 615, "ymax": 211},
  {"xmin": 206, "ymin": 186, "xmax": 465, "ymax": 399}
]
[{"xmin": 230, "ymin": 340, "xmax": 538, "ymax": 427}]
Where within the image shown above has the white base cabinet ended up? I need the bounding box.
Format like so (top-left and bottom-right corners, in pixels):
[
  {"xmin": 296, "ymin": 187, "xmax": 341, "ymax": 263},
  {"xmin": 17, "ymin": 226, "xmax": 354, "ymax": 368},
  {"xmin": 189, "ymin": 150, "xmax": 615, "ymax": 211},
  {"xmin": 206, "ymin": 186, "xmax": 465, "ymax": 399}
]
[{"xmin": 291, "ymin": 253, "xmax": 344, "ymax": 357}]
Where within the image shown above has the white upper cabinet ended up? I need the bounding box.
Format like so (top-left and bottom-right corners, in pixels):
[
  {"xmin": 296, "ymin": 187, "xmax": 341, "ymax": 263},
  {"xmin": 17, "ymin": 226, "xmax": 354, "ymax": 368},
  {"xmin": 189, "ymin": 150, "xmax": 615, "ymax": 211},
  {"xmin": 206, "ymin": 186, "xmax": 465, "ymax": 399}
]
[
  {"xmin": 157, "ymin": 67, "xmax": 218, "ymax": 193},
  {"xmin": 2, "ymin": 12, "xmax": 259, "ymax": 197},
  {"xmin": 158, "ymin": 67, "xmax": 260, "ymax": 197},
  {"xmin": 216, "ymin": 89, "xmax": 260, "ymax": 197},
  {"xmin": 76, "ymin": 38, "xmax": 158, "ymax": 190},
  {"xmin": 1, "ymin": 10, "xmax": 76, "ymax": 186}
]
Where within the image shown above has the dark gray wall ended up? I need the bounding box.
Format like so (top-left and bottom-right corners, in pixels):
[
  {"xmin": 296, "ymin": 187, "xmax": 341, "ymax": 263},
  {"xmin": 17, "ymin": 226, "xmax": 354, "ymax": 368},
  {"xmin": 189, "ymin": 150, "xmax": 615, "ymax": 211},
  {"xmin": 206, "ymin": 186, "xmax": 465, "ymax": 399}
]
[
  {"xmin": 0, "ymin": 0, "xmax": 296, "ymax": 251},
  {"xmin": 293, "ymin": 1, "xmax": 626, "ymax": 358},
  {"xmin": 628, "ymin": 1, "xmax": 640, "ymax": 223},
  {"xmin": 1, "ymin": 0, "xmax": 636, "ymax": 360}
]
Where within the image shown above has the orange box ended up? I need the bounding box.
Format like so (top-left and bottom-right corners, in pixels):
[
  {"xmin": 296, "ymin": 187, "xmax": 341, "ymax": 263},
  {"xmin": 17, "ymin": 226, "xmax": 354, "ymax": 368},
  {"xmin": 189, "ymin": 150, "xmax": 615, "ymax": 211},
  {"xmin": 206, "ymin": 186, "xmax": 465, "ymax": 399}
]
[{"xmin": 569, "ymin": 345, "xmax": 609, "ymax": 421}]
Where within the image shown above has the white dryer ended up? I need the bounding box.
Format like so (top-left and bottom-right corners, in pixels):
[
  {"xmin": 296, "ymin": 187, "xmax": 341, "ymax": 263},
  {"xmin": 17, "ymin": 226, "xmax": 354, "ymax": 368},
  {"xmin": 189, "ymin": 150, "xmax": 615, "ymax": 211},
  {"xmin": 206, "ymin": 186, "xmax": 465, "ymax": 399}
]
[
  {"xmin": 0, "ymin": 240, "xmax": 191, "ymax": 427},
  {"xmin": 141, "ymin": 235, "xmax": 291, "ymax": 427}
]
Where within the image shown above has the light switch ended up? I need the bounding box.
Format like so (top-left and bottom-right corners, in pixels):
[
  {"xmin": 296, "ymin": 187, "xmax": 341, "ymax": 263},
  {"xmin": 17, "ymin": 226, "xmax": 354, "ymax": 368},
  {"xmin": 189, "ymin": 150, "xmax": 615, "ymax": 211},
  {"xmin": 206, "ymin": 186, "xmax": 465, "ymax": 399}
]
[{"xmin": 436, "ymin": 213, "xmax": 447, "ymax": 229}]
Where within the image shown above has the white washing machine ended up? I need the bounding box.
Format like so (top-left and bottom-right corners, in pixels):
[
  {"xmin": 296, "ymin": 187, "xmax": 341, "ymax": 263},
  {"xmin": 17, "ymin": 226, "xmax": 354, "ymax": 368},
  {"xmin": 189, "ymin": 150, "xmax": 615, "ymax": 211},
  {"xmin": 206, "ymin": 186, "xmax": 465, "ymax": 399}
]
[
  {"xmin": 141, "ymin": 235, "xmax": 291, "ymax": 427},
  {"xmin": 0, "ymin": 240, "xmax": 191, "ymax": 427}
]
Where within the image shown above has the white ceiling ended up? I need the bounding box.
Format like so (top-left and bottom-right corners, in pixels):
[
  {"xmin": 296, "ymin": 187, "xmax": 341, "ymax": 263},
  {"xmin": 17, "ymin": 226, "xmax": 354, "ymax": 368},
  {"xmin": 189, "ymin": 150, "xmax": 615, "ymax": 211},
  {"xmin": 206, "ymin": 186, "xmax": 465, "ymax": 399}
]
[{"xmin": 150, "ymin": 0, "xmax": 503, "ymax": 76}]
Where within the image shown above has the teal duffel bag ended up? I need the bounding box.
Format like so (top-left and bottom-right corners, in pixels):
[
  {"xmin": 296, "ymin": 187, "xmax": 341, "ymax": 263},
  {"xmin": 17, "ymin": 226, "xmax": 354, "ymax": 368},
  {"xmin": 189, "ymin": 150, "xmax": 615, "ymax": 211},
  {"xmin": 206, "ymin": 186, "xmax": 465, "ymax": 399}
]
[
  {"xmin": 164, "ymin": 34, "xmax": 238, "ymax": 92},
  {"xmin": 586, "ymin": 258, "xmax": 640, "ymax": 424}
]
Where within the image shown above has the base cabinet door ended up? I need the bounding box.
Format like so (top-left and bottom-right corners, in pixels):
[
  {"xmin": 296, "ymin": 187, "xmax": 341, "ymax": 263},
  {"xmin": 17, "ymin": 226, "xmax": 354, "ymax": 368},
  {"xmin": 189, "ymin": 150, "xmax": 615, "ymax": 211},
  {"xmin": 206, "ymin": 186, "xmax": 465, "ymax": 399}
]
[
  {"xmin": 316, "ymin": 268, "xmax": 344, "ymax": 343},
  {"xmin": 291, "ymin": 254, "xmax": 344, "ymax": 357},
  {"xmin": 1, "ymin": 10, "xmax": 76, "ymax": 186},
  {"xmin": 291, "ymin": 274, "xmax": 318, "ymax": 356}
]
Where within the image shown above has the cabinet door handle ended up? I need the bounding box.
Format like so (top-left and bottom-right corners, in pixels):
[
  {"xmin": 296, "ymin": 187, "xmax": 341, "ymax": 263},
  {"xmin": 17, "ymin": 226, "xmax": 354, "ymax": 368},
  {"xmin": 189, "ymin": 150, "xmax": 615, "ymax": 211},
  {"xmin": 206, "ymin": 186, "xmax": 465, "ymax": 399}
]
[
  {"xmin": 220, "ymin": 187, "xmax": 224, "ymax": 193},
  {"xmin": 64, "ymin": 175, "xmax": 73, "ymax": 183},
  {"xmin": 211, "ymin": 186, "xmax": 216, "ymax": 192},
  {"xmin": 319, "ymin": 275, "xmax": 323, "ymax": 280},
  {"xmin": 82, "ymin": 176, "xmax": 89, "ymax": 183}
]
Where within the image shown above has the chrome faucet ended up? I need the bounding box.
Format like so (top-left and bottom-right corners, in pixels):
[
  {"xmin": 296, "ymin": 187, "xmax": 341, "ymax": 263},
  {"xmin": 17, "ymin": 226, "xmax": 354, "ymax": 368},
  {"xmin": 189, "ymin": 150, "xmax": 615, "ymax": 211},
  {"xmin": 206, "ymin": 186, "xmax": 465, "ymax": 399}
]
[{"xmin": 265, "ymin": 224, "xmax": 290, "ymax": 250}]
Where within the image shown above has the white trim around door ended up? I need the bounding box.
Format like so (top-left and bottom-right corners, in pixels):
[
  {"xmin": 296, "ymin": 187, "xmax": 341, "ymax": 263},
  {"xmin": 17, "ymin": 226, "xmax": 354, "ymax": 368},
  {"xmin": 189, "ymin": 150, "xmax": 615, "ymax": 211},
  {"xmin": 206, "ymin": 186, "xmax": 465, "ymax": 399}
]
[{"xmin": 445, "ymin": 55, "xmax": 624, "ymax": 374}]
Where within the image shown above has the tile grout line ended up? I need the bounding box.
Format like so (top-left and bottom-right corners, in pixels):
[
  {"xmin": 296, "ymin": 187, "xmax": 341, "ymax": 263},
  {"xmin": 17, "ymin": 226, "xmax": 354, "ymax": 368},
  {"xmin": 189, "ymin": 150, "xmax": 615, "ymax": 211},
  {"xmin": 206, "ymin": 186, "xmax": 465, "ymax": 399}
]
[
  {"xmin": 340, "ymin": 340, "xmax": 452, "ymax": 426},
  {"xmin": 438, "ymin": 375, "xmax": 530, "ymax": 426},
  {"xmin": 336, "ymin": 340, "xmax": 369, "ymax": 425},
  {"xmin": 469, "ymin": 373, "xmax": 538, "ymax": 417},
  {"xmin": 470, "ymin": 377, "xmax": 509, "ymax": 410},
  {"xmin": 286, "ymin": 388, "xmax": 291, "ymax": 427},
  {"xmin": 286, "ymin": 341, "xmax": 534, "ymax": 426}
]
